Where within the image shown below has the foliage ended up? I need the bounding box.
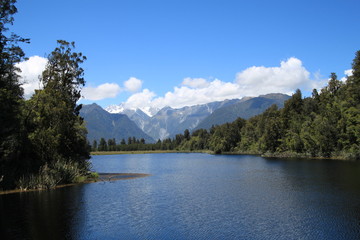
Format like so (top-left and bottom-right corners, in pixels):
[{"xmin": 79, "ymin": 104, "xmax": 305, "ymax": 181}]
[
  {"xmin": 24, "ymin": 40, "xmax": 90, "ymax": 170},
  {"xmin": 0, "ymin": 0, "xmax": 29, "ymax": 187},
  {"xmin": 0, "ymin": 1, "xmax": 91, "ymax": 189},
  {"xmin": 15, "ymin": 159, "xmax": 87, "ymax": 190}
]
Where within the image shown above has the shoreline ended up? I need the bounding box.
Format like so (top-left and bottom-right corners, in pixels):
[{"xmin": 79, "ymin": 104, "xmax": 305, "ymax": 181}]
[
  {"xmin": 91, "ymin": 150, "xmax": 357, "ymax": 161},
  {"xmin": 91, "ymin": 150, "xmax": 212, "ymax": 155},
  {"xmin": 0, "ymin": 173, "xmax": 150, "ymax": 195}
]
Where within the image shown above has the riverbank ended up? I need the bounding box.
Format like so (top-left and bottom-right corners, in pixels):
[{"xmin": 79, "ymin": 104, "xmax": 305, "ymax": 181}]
[
  {"xmin": 222, "ymin": 151, "xmax": 358, "ymax": 161},
  {"xmin": 91, "ymin": 150, "xmax": 180, "ymax": 155},
  {"xmin": 0, "ymin": 173, "xmax": 150, "ymax": 195},
  {"xmin": 91, "ymin": 150, "xmax": 213, "ymax": 155},
  {"xmin": 92, "ymin": 150, "xmax": 358, "ymax": 161}
]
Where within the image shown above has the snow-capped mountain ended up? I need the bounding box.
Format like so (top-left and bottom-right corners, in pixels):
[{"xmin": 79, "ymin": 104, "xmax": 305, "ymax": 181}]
[
  {"xmin": 148, "ymin": 99, "xmax": 246, "ymax": 140},
  {"xmin": 80, "ymin": 103, "xmax": 155, "ymax": 143},
  {"xmin": 105, "ymin": 104, "xmax": 125, "ymax": 114},
  {"xmin": 105, "ymin": 103, "xmax": 160, "ymax": 117},
  {"xmin": 96, "ymin": 93, "xmax": 290, "ymax": 141},
  {"xmin": 107, "ymin": 99, "xmax": 242, "ymax": 141},
  {"xmin": 120, "ymin": 108, "xmax": 151, "ymax": 131}
]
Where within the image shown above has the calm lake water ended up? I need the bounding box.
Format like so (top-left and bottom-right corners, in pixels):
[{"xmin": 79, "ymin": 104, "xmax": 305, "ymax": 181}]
[{"xmin": 1, "ymin": 153, "xmax": 360, "ymax": 239}]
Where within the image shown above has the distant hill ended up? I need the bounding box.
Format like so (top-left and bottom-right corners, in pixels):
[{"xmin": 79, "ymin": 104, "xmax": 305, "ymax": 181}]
[
  {"xmin": 195, "ymin": 93, "xmax": 291, "ymax": 130},
  {"xmin": 80, "ymin": 103, "xmax": 155, "ymax": 143}
]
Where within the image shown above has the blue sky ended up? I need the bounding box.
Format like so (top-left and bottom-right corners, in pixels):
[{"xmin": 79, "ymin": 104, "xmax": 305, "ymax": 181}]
[{"xmin": 12, "ymin": 0, "xmax": 360, "ymax": 114}]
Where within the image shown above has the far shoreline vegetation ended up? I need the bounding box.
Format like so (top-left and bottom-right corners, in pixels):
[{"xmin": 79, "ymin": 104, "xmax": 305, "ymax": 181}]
[
  {"xmin": 1, "ymin": 0, "xmax": 359, "ymax": 193},
  {"xmin": 90, "ymin": 150, "xmax": 354, "ymax": 161}
]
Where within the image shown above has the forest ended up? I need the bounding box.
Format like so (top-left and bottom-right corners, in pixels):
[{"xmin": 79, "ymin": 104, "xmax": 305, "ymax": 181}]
[
  {"xmin": 93, "ymin": 52, "xmax": 360, "ymax": 160},
  {"xmin": 0, "ymin": 0, "xmax": 91, "ymax": 190}
]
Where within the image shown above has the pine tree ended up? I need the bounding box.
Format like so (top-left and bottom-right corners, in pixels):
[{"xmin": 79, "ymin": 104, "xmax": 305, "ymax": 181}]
[
  {"xmin": 26, "ymin": 40, "xmax": 90, "ymax": 170},
  {"xmin": 0, "ymin": 0, "xmax": 29, "ymax": 187}
]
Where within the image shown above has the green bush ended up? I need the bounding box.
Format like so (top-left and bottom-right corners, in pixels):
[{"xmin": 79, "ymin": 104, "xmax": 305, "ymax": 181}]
[{"xmin": 16, "ymin": 159, "xmax": 86, "ymax": 190}]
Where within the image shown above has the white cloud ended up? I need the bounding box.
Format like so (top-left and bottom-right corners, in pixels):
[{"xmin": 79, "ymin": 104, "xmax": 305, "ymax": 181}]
[
  {"xmin": 82, "ymin": 83, "xmax": 121, "ymax": 100},
  {"xmin": 341, "ymin": 69, "xmax": 353, "ymax": 82},
  {"xmin": 182, "ymin": 77, "xmax": 210, "ymax": 89},
  {"xmin": 16, "ymin": 56, "xmax": 48, "ymax": 98},
  {"xmin": 122, "ymin": 89, "xmax": 157, "ymax": 113},
  {"xmin": 124, "ymin": 89, "xmax": 156, "ymax": 107},
  {"xmin": 142, "ymin": 58, "xmax": 320, "ymax": 110},
  {"xmin": 344, "ymin": 69, "xmax": 353, "ymax": 77},
  {"xmin": 235, "ymin": 57, "xmax": 312, "ymax": 96},
  {"xmin": 117, "ymin": 78, "xmax": 242, "ymax": 111},
  {"xmin": 82, "ymin": 77, "xmax": 144, "ymax": 101},
  {"xmin": 152, "ymin": 79, "xmax": 241, "ymax": 109},
  {"xmin": 106, "ymin": 57, "xmax": 335, "ymax": 112},
  {"xmin": 310, "ymin": 70, "xmax": 328, "ymax": 91},
  {"xmin": 123, "ymin": 89, "xmax": 160, "ymax": 116},
  {"xmin": 124, "ymin": 77, "xmax": 143, "ymax": 92}
]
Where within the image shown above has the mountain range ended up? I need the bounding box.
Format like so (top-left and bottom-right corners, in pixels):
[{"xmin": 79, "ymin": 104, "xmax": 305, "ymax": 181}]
[
  {"xmin": 79, "ymin": 103, "xmax": 155, "ymax": 143},
  {"xmin": 120, "ymin": 99, "xmax": 242, "ymax": 140},
  {"xmin": 110, "ymin": 93, "xmax": 290, "ymax": 140},
  {"xmin": 81, "ymin": 93, "xmax": 290, "ymax": 143},
  {"xmin": 195, "ymin": 93, "xmax": 290, "ymax": 130}
]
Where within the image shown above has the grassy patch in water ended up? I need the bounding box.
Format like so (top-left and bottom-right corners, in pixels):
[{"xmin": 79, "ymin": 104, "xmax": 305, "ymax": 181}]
[{"xmin": 15, "ymin": 160, "xmax": 96, "ymax": 190}]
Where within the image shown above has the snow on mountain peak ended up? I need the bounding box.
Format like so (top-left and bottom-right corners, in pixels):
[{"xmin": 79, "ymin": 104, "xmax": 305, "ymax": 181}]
[
  {"xmin": 105, "ymin": 104, "xmax": 125, "ymax": 113},
  {"xmin": 105, "ymin": 103, "xmax": 159, "ymax": 117},
  {"xmin": 140, "ymin": 106, "xmax": 160, "ymax": 117}
]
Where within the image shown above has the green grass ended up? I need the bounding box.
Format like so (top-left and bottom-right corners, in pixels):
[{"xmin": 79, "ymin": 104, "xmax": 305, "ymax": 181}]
[{"xmin": 15, "ymin": 159, "xmax": 93, "ymax": 190}]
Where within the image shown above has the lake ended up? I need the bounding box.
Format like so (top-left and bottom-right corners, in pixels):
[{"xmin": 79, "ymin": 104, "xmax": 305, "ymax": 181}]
[{"xmin": 1, "ymin": 153, "xmax": 360, "ymax": 239}]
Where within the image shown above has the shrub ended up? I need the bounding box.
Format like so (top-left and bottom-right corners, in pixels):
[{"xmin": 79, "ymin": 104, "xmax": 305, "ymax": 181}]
[{"xmin": 16, "ymin": 159, "xmax": 87, "ymax": 190}]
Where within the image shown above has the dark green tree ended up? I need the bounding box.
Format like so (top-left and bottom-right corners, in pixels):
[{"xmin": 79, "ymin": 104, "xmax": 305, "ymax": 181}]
[
  {"xmin": 258, "ymin": 105, "xmax": 282, "ymax": 152},
  {"xmin": 327, "ymin": 73, "xmax": 342, "ymax": 95},
  {"xmin": 98, "ymin": 138, "xmax": 107, "ymax": 151},
  {"xmin": 0, "ymin": 0, "xmax": 29, "ymax": 187},
  {"xmin": 341, "ymin": 51, "xmax": 360, "ymax": 157},
  {"xmin": 283, "ymin": 89, "xmax": 303, "ymax": 116},
  {"xmin": 108, "ymin": 138, "xmax": 116, "ymax": 151},
  {"xmin": 184, "ymin": 129, "xmax": 190, "ymax": 140},
  {"xmin": 26, "ymin": 40, "xmax": 89, "ymax": 170},
  {"xmin": 208, "ymin": 118, "xmax": 245, "ymax": 154},
  {"xmin": 92, "ymin": 140, "xmax": 98, "ymax": 151},
  {"xmin": 346, "ymin": 51, "xmax": 360, "ymax": 105},
  {"xmin": 174, "ymin": 133, "xmax": 184, "ymax": 146}
]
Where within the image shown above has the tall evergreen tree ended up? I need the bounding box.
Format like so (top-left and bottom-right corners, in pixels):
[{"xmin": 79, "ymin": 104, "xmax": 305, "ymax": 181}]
[
  {"xmin": 0, "ymin": 0, "xmax": 29, "ymax": 187},
  {"xmin": 92, "ymin": 140, "xmax": 98, "ymax": 151},
  {"xmin": 26, "ymin": 40, "xmax": 90, "ymax": 170},
  {"xmin": 341, "ymin": 51, "xmax": 360, "ymax": 157},
  {"xmin": 346, "ymin": 51, "xmax": 360, "ymax": 105},
  {"xmin": 98, "ymin": 138, "xmax": 107, "ymax": 151}
]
